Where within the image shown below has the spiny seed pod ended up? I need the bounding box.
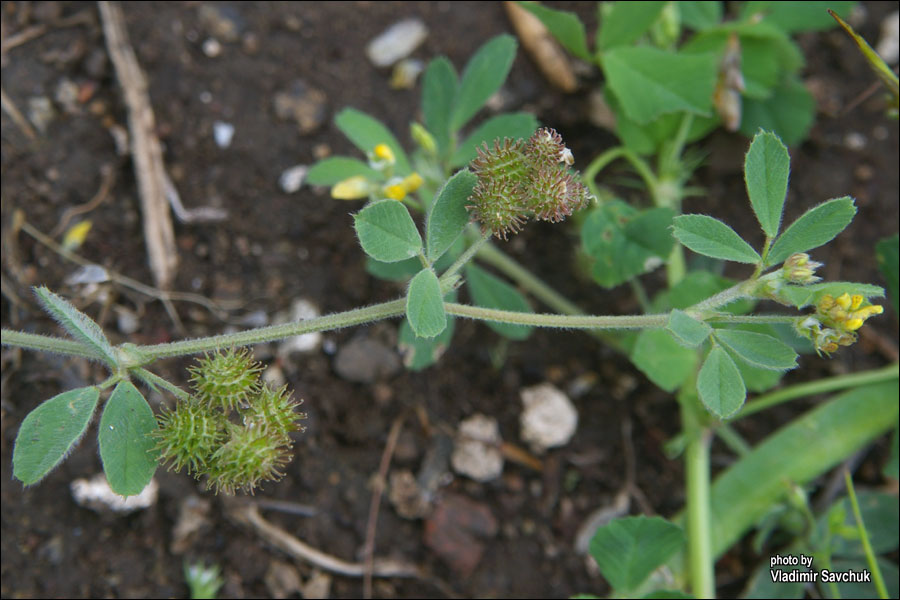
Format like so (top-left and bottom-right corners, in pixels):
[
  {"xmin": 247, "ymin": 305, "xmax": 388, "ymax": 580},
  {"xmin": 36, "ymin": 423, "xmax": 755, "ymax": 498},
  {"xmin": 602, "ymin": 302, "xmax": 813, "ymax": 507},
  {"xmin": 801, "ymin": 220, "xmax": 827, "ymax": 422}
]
[
  {"xmin": 470, "ymin": 138, "xmax": 529, "ymax": 182},
  {"xmin": 467, "ymin": 177, "xmax": 527, "ymax": 240},
  {"xmin": 526, "ymin": 168, "xmax": 571, "ymax": 222},
  {"xmin": 189, "ymin": 348, "xmax": 262, "ymax": 413},
  {"xmin": 154, "ymin": 399, "xmax": 225, "ymax": 475},
  {"xmin": 241, "ymin": 384, "xmax": 307, "ymax": 440},
  {"xmin": 467, "ymin": 128, "xmax": 592, "ymax": 238},
  {"xmin": 206, "ymin": 424, "xmax": 293, "ymax": 495},
  {"xmin": 159, "ymin": 349, "xmax": 310, "ymax": 494},
  {"xmin": 525, "ymin": 127, "xmax": 568, "ymax": 171}
]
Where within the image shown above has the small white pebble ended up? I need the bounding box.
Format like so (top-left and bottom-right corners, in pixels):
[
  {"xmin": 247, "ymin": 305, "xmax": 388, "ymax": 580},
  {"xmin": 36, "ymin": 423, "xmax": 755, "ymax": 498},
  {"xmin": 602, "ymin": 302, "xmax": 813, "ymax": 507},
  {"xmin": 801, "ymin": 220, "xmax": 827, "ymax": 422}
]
[
  {"xmin": 844, "ymin": 131, "xmax": 867, "ymax": 151},
  {"xmin": 71, "ymin": 473, "xmax": 158, "ymax": 513},
  {"xmin": 366, "ymin": 19, "xmax": 428, "ymax": 67},
  {"xmin": 520, "ymin": 383, "xmax": 578, "ymax": 453},
  {"xmin": 876, "ymin": 11, "xmax": 899, "ymax": 65},
  {"xmin": 202, "ymin": 37, "xmax": 223, "ymax": 58},
  {"xmin": 451, "ymin": 413, "xmax": 504, "ymax": 482},
  {"xmin": 277, "ymin": 299, "xmax": 322, "ymax": 355},
  {"xmin": 213, "ymin": 121, "xmax": 235, "ymax": 148},
  {"xmin": 279, "ymin": 165, "xmax": 308, "ymax": 193}
]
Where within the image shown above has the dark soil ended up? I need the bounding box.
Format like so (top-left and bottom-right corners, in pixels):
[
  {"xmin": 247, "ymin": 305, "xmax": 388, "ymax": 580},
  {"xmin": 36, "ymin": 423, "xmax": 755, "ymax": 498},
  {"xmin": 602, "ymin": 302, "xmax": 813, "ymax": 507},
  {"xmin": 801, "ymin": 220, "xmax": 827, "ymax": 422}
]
[{"xmin": 2, "ymin": 2, "xmax": 897, "ymax": 598}]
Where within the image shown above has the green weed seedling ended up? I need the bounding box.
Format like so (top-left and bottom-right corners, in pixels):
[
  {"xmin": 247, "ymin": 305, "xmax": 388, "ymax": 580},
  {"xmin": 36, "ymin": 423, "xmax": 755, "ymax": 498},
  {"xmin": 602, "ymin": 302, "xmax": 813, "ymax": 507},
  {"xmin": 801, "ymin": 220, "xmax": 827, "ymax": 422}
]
[{"xmin": 3, "ymin": 26, "xmax": 898, "ymax": 599}]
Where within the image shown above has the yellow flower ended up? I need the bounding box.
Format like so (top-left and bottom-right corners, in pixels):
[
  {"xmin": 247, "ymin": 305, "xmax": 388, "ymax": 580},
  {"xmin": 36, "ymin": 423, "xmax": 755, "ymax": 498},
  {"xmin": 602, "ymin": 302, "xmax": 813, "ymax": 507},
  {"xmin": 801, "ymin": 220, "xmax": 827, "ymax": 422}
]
[
  {"xmin": 400, "ymin": 172, "xmax": 423, "ymax": 193},
  {"xmin": 382, "ymin": 173, "xmax": 424, "ymax": 201},
  {"xmin": 384, "ymin": 183, "xmax": 406, "ymax": 200},
  {"xmin": 331, "ymin": 175, "xmax": 370, "ymax": 200},
  {"xmin": 801, "ymin": 292, "xmax": 885, "ymax": 353},
  {"xmin": 373, "ymin": 143, "xmax": 395, "ymax": 163}
]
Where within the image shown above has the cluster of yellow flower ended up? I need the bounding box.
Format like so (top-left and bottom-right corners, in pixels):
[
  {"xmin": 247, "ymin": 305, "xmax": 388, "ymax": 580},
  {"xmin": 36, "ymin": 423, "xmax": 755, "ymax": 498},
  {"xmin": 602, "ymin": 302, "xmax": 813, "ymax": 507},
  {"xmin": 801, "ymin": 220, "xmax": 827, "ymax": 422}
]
[
  {"xmin": 331, "ymin": 143, "xmax": 424, "ymax": 202},
  {"xmin": 797, "ymin": 293, "xmax": 884, "ymax": 354}
]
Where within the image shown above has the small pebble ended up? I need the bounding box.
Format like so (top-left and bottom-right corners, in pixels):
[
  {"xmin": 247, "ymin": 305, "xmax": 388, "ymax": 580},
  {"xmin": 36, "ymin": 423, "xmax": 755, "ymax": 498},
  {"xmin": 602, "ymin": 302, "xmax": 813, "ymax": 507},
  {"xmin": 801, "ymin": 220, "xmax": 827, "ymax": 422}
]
[
  {"xmin": 844, "ymin": 131, "xmax": 867, "ymax": 151},
  {"xmin": 279, "ymin": 165, "xmax": 308, "ymax": 193},
  {"xmin": 333, "ymin": 337, "xmax": 401, "ymax": 383},
  {"xmin": 276, "ymin": 299, "xmax": 322, "ymax": 356},
  {"xmin": 213, "ymin": 120, "xmax": 235, "ymax": 148},
  {"xmin": 876, "ymin": 11, "xmax": 899, "ymax": 65},
  {"xmin": 366, "ymin": 19, "xmax": 428, "ymax": 67},
  {"xmin": 451, "ymin": 414, "xmax": 504, "ymax": 482},
  {"xmin": 202, "ymin": 38, "xmax": 223, "ymax": 58},
  {"xmin": 54, "ymin": 78, "xmax": 80, "ymax": 114},
  {"xmin": 115, "ymin": 306, "xmax": 140, "ymax": 335},
  {"xmin": 65, "ymin": 264, "xmax": 110, "ymax": 285},
  {"xmin": 273, "ymin": 80, "xmax": 328, "ymax": 135},
  {"xmin": 198, "ymin": 5, "xmax": 243, "ymax": 42},
  {"xmin": 71, "ymin": 473, "xmax": 158, "ymax": 514},
  {"xmin": 389, "ymin": 469, "xmax": 432, "ymax": 519},
  {"xmin": 27, "ymin": 96, "xmax": 55, "ymax": 133},
  {"xmin": 520, "ymin": 383, "xmax": 578, "ymax": 453}
]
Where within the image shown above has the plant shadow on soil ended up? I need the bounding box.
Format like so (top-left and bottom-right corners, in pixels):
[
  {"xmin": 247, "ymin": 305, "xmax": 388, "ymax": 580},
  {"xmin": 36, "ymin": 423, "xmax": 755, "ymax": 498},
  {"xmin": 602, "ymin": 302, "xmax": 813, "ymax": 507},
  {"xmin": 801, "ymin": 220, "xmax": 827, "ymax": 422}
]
[{"xmin": 1, "ymin": 2, "xmax": 897, "ymax": 598}]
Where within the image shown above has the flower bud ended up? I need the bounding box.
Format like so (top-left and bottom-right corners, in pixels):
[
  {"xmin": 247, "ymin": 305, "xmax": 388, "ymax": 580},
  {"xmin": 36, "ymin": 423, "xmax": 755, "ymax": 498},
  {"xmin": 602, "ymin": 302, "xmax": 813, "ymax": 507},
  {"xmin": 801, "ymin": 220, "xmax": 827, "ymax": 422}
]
[
  {"xmin": 782, "ymin": 253, "xmax": 822, "ymax": 284},
  {"xmin": 410, "ymin": 122, "xmax": 438, "ymax": 155}
]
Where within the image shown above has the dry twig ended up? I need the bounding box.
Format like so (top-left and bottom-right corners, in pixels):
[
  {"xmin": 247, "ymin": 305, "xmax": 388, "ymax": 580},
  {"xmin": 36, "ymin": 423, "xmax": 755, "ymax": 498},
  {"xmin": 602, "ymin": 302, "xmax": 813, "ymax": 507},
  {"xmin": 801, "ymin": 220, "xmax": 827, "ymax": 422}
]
[
  {"xmin": 16, "ymin": 214, "xmax": 240, "ymax": 329},
  {"xmin": 224, "ymin": 499, "xmax": 423, "ymax": 580},
  {"xmin": 362, "ymin": 415, "xmax": 405, "ymax": 599},
  {"xmin": 0, "ymin": 86, "xmax": 36, "ymax": 140},
  {"xmin": 50, "ymin": 164, "xmax": 117, "ymax": 237},
  {"xmin": 98, "ymin": 1, "xmax": 177, "ymax": 290}
]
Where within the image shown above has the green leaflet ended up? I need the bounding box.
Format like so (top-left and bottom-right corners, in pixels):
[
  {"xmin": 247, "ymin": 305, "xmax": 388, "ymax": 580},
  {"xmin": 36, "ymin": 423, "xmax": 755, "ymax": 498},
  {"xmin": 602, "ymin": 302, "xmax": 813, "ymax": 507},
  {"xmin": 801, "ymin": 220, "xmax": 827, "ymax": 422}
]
[
  {"xmin": 582, "ymin": 202, "xmax": 675, "ymax": 288},
  {"xmin": 426, "ymin": 169, "xmax": 477, "ymax": 262},
  {"xmin": 713, "ymin": 329, "xmax": 798, "ymax": 371},
  {"xmin": 698, "ymin": 346, "xmax": 746, "ymax": 418},
  {"xmin": 516, "ymin": 1, "xmax": 591, "ymax": 60},
  {"xmin": 422, "ymin": 56, "xmax": 458, "ymax": 153},
  {"xmin": 597, "ymin": 1, "xmax": 667, "ymax": 50},
  {"xmin": 306, "ymin": 157, "xmax": 380, "ymax": 186},
  {"xmin": 766, "ymin": 197, "xmax": 856, "ymax": 266},
  {"xmin": 99, "ymin": 381, "xmax": 158, "ymax": 496},
  {"xmin": 631, "ymin": 329, "xmax": 698, "ymax": 392},
  {"xmin": 740, "ymin": 77, "xmax": 815, "ymax": 146},
  {"xmin": 744, "ymin": 130, "xmax": 790, "ymax": 238},
  {"xmin": 603, "ymin": 46, "xmax": 718, "ymax": 124},
  {"xmin": 398, "ymin": 316, "xmax": 455, "ymax": 371},
  {"xmin": 406, "ymin": 268, "xmax": 447, "ymax": 338},
  {"xmin": 672, "ymin": 215, "xmax": 761, "ymax": 264},
  {"xmin": 589, "ymin": 516, "xmax": 685, "ymax": 593},
  {"xmin": 450, "ymin": 35, "xmax": 517, "ymax": 131},
  {"xmin": 13, "ymin": 386, "xmax": 100, "ymax": 485},
  {"xmin": 34, "ymin": 287, "xmax": 117, "ymax": 367},
  {"xmin": 354, "ymin": 200, "xmax": 423, "ymax": 263},
  {"xmin": 666, "ymin": 310, "xmax": 712, "ymax": 348}
]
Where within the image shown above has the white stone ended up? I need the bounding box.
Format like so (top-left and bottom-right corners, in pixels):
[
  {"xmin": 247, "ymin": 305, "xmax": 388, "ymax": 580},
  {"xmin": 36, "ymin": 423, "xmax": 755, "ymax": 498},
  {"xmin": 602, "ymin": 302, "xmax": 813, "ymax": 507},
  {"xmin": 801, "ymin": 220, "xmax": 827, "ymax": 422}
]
[
  {"xmin": 71, "ymin": 473, "xmax": 158, "ymax": 513},
  {"xmin": 366, "ymin": 19, "xmax": 428, "ymax": 67},
  {"xmin": 277, "ymin": 299, "xmax": 322, "ymax": 355},
  {"xmin": 451, "ymin": 413, "xmax": 504, "ymax": 482},
  {"xmin": 876, "ymin": 11, "xmax": 899, "ymax": 65},
  {"xmin": 213, "ymin": 120, "xmax": 235, "ymax": 148},
  {"xmin": 520, "ymin": 383, "xmax": 578, "ymax": 453},
  {"xmin": 279, "ymin": 164, "xmax": 308, "ymax": 193}
]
